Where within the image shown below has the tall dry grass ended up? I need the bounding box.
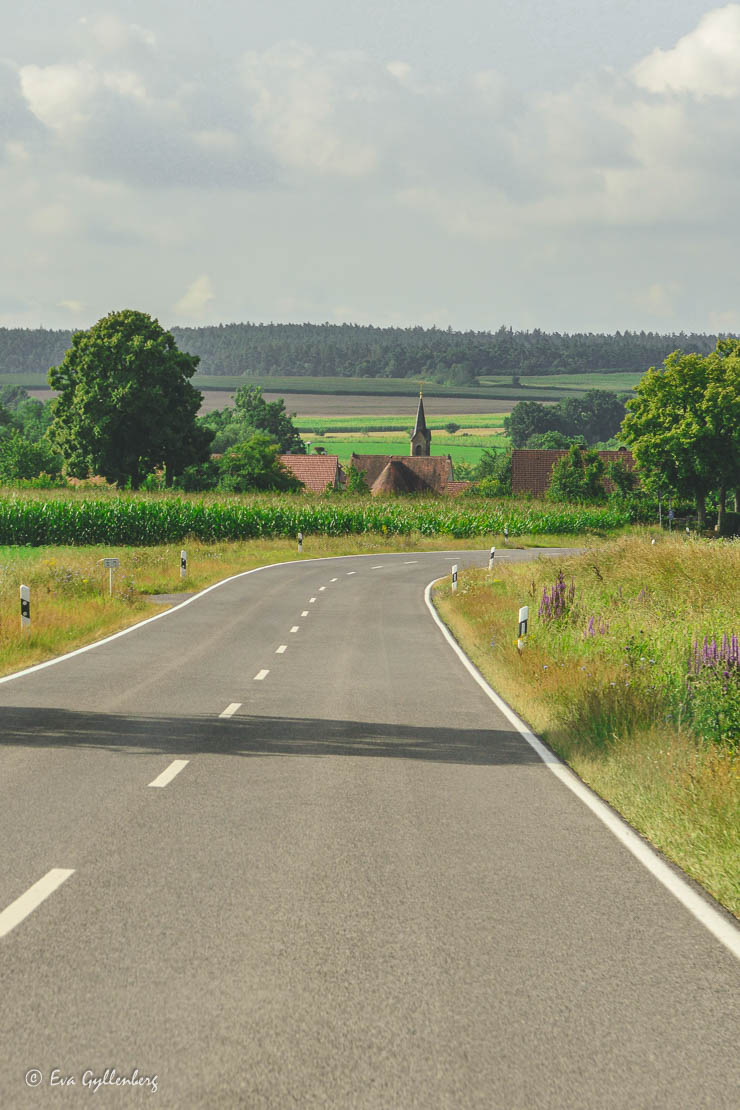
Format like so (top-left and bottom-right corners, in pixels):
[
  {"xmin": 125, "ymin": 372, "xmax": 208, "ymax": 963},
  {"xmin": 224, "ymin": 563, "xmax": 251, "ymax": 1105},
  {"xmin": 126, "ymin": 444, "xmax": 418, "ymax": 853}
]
[{"xmin": 435, "ymin": 532, "xmax": 740, "ymax": 917}]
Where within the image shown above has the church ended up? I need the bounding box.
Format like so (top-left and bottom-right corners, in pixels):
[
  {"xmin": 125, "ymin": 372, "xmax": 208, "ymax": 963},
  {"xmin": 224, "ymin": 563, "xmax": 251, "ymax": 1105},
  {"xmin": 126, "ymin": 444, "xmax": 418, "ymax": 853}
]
[{"xmin": 349, "ymin": 393, "xmax": 469, "ymax": 496}]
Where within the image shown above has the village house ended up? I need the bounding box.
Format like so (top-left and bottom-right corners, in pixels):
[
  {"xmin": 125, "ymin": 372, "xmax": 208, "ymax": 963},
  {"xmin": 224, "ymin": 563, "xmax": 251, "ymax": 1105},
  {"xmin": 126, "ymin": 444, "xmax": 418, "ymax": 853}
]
[
  {"xmin": 279, "ymin": 453, "xmax": 345, "ymax": 492},
  {"xmin": 511, "ymin": 446, "xmax": 637, "ymax": 498}
]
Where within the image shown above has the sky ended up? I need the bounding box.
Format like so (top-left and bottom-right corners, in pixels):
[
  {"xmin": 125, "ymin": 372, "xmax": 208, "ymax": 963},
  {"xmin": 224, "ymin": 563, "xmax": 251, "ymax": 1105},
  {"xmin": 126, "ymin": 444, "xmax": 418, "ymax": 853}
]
[{"xmin": 2, "ymin": 0, "xmax": 740, "ymax": 334}]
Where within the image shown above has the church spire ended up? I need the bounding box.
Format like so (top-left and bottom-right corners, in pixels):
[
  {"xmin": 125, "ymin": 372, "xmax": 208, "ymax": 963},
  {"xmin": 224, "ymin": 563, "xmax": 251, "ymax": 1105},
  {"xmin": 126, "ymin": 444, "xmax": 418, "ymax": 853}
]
[{"xmin": 410, "ymin": 391, "xmax": 432, "ymax": 456}]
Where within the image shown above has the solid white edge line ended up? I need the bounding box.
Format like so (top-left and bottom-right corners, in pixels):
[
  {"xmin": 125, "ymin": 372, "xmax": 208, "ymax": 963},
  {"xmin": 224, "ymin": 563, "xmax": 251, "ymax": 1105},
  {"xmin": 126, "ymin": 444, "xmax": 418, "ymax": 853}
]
[
  {"xmin": 219, "ymin": 702, "xmax": 241, "ymax": 718},
  {"xmin": 0, "ymin": 548, "xmax": 572, "ymax": 691},
  {"xmin": 254, "ymin": 669, "xmax": 269, "ymax": 681},
  {"xmin": 423, "ymin": 578, "xmax": 740, "ymax": 962},
  {"xmin": 0, "ymin": 869, "xmax": 75, "ymax": 939},
  {"xmin": 148, "ymin": 759, "xmax": 189, "ymax": 788}
]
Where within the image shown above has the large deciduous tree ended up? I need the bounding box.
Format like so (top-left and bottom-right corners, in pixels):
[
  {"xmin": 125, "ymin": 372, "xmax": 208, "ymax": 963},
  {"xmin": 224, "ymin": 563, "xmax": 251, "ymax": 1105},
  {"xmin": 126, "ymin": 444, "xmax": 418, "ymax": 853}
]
[
  {"xmin": 232, "ymin": 385, "xmax": 305, "ymax": 454},
  {"xmin": 621, "ymin": 341, "xmax": 740, "ymax": 528},
  {"xmin": 49, "ymin": 310, "xmax": 213, "ymax": 487}
]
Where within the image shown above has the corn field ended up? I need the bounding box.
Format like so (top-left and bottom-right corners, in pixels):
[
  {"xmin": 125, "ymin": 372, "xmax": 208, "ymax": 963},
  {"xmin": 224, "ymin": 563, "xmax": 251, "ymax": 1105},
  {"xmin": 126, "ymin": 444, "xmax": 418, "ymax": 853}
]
[{"xmin": 0, "ymin": 495, "xmax": 631, "ymax": 545}]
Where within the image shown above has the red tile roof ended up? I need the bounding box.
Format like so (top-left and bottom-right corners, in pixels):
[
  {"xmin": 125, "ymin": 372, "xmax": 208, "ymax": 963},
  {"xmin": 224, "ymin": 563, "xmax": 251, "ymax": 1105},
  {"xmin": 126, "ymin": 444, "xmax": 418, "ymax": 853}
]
[
  {"xmin": 512, "ymin": 448, "xmax": 636, "ymax": 497},
  {"xmin": 350, "ymin": 454, "xmax": 454, "ymax": 495},
  {"xmin": 279, "ymin": 454, "xmax": 343, "ymax": 493}
]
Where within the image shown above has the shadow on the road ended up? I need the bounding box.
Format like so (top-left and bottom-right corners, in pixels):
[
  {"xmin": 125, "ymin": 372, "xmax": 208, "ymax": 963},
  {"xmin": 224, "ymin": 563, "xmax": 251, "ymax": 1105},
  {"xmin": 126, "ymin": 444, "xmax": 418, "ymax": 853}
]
[{"xmin": 0, "ymin": 707, "xmax": 544, "ymax": 766}]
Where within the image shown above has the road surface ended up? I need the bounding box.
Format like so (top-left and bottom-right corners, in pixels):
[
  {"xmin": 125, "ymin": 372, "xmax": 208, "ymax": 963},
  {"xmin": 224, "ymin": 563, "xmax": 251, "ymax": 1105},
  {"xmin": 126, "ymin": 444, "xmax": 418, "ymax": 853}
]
[{"xmin": 0, "ymin": 549, "xmax": 738, "ymax": 1108}]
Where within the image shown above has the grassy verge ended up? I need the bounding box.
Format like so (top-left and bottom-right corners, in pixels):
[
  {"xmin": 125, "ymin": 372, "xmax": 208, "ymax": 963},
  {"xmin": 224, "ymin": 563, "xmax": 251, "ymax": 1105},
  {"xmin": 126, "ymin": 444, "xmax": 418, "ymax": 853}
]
[{"xmin": 433, "ymin": 533, "xmax": 740, "ymax": 917}]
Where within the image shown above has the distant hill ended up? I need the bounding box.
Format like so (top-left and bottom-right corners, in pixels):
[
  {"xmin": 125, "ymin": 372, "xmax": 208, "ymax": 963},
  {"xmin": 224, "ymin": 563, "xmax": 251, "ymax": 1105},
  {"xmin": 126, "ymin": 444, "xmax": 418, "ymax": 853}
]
[{"xmin": 0, "ymin": 322, "xmax": 726, "ymax": 382}]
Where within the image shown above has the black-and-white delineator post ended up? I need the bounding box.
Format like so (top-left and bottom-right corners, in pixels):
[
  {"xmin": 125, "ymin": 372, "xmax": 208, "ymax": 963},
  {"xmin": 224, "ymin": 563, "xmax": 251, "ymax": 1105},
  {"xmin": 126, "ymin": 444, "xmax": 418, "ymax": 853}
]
[
  {"xmin": 489, "ymin": 546, "xmax": 495, "ymax": 570},
  {"xmin": 297, "ymin": 532, "xmax": 303, "ymax": 554},
  {"xmin": 504, "ymin": 525, "xmax": 509, "ymax": 543},
  {"xmin": 451, "ymin": 564, "xmax": 458, "ymax": 592},
  {"xmin": 103, "ymin": 557, "xmax": 119, "ymax": 596},
  {"xmin": 517, "ymin": 604, "xmax": 529, "ymax": 652},
  {"xmin": 180, "ymin": 549, "xmax": 187, "ymax": 579},
  {"xmin": 20, "ymin": 584, "xmax": 30, "ymax": 630}
]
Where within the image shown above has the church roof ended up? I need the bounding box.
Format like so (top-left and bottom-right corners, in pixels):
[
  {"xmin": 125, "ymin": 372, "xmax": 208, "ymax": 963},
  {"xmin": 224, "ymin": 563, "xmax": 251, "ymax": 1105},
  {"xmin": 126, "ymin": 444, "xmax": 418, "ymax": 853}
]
[
  {"xmin": 412, "ymin": 393, "xmax": 429, "ymax": 438},
  {"xmin": 350, "ymin": 454, "xmax": 453, "ymax": 496}
]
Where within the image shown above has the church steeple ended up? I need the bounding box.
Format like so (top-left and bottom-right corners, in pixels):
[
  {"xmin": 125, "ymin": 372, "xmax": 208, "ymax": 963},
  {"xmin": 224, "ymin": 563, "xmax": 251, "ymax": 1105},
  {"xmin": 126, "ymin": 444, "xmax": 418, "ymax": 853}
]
[{"xmin": 410, "ymin": 390, "xmax": 431, "ymax": 456}]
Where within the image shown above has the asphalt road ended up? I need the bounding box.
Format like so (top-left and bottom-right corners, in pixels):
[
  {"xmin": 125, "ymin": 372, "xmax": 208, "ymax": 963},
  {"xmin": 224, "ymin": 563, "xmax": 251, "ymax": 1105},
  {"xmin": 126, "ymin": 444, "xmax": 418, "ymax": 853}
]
[{"xmin": 0, "ymin": 549, "xmax": 738, "ymax": 1109}]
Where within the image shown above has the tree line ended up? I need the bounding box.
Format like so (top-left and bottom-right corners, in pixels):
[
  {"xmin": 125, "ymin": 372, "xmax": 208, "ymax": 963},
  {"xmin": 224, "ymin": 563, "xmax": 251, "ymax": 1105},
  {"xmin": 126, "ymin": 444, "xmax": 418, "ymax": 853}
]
[{"xmin": 0, "ymin": 322, "xmax": 726, "ymax": 383}]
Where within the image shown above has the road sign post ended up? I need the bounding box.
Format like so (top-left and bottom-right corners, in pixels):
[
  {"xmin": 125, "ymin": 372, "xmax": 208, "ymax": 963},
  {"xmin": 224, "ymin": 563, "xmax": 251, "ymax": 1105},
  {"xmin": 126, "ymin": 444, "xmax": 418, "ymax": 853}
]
[
  {"xmin": 451, "ymin": 564, "xmax": 458, "ymax": 592},
  {"xmin": 517, "ymin": 604, "xmax": 529, "ymax": 653},
  {"xmin": 103, "ymin": 557, "xmax": 120, "ymax": 596},
  {"xmin": 20, "ymin": 584, "xmax": 30, "ymax": 630},
  {"xmin": 180, "ymin": 549, "xmax": 187, "ymax": 579}
]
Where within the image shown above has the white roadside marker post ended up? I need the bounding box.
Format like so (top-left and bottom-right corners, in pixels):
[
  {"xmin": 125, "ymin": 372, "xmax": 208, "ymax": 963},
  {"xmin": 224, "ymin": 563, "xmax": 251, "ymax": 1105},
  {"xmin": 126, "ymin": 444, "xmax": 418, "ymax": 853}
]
[
  {"xmin": 103, "ymin": 557, "xmax": 120, "ymax": 596},
  {"xmin": 451, "ymin": 564, "xmax": 458, "ymax": 592},
  {"xmin": 297, "ymin": 532, "xmax": 303, "ymax": 554},
  {"xmin": 20, "ymin": 584, "xmax": 30, "ymax": 631},
  {"xmin": 489, "ymin": 546, "xmax": 495, "ymax": 570},
  {"xmin": 517, "ymin": 604, "xmax": 529, "ymax": 654},
  {"xmin": 504, "ymin": 525, "xmax": 509, "ymax": 545},
  {"xmin": 180, "ymin": 549, "xmax": 187, "ymax": 579}
]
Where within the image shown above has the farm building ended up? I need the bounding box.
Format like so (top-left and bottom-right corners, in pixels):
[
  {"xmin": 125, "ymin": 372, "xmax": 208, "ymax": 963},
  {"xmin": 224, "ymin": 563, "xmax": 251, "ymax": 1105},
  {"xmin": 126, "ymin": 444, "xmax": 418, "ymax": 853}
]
[
  {"xmin": 279, "ymin": 454, "xmax": 345, "ymax": 493},
  {"xmin": 511, "ymin": 447, "xmax": 636, "ymax": 498}
]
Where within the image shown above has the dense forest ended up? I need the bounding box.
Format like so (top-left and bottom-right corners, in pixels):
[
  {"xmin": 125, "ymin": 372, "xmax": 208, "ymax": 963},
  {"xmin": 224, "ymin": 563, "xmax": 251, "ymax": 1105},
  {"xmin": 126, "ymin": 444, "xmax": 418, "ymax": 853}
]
[{"xmin": 0, "ymin": 322, "xmax": 725, "ymax": 382}]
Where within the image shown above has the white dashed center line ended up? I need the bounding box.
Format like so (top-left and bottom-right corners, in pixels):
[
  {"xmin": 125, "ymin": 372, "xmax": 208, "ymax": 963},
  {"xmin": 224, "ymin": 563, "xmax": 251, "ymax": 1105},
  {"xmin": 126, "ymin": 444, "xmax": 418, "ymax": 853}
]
[
  {"xmin": 347, "ymin": 571, "xmax": 356, "ymax": 575},
  {"xmin": 301, "ymin": 610, "xmax": 309, "ymax": 617},
  {"xmin": 404, "ymin": 560, "xmax": 418, "ymax": 564},
  {"xmin": 290, "ymin": 626, "xmax": 299, "ymax": 633},
  {"xmin": 219, "ymin": 703, "xmax": 241, "ymax": 719},
  {"xmin": 319, "ymin": 586, "xmax": 326, "ymax": 591},
  {"xmin": 276, "ymin": 645, "xmax": 287, "ymax": 654},
  {"xmin": 0, "ymin": 869, "xmax": 75, "ymax": 939},
  {"xmin": 254, "ymin": 669, "xmax": 269, "ymax": 681},
  {"xmin": 148, "ymin": 760, "xmax": 189, "ymax": 788},
  {"xmin": 372, "ymin": 565, "xmax": 384, "ymax": 569},
  {"xmin": 309, "ymin": 597, "xmax": 316, "ymax": 603}
]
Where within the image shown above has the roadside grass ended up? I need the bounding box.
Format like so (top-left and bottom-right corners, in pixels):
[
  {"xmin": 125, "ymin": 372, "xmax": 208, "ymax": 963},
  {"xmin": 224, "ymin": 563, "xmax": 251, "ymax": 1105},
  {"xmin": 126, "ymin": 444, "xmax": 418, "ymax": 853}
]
[{"xmin": 433, "ymin": 533, "xmax": 740, "ymax": 917}]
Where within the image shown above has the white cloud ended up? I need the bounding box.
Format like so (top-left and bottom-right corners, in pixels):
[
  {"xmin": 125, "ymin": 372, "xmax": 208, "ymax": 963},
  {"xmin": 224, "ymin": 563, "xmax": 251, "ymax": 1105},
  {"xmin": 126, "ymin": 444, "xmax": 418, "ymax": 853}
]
[
  {"xmin": 635, "ymin": 282, "xmax": 680, "ymax": 319},
  {"xmin": 58, "ymin": 299, "xmax": 85, "ymax": 313},
  {"xmin": 633, "ymin": 4, "xmax": 740, "ymax": 98},
  {"xmin": 20, "ymin": 63, "xmax": 99, "ymax": 132},
  {"xmin": 174, "ymin": 275, "xmax": 215, "ymax": 319},
  {"xmin": 242, "ymin": 43, "xmax": 381, "ymax": 176}
]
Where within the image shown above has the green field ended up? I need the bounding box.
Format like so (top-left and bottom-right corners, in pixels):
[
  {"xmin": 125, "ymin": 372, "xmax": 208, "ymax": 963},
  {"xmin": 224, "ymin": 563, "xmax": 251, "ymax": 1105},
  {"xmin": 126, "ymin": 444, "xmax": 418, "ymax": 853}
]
[
  {"xmin": 296, "ymin": 414, "xmax": 508, "ymax": 434},
  {"xmin": 306, "ymin": 432, "xmax": 509, "ymax": 467},
  {"xmin": 3, "ymin": 371, "xmax": 599, "ymax": 404},
  {"xmin": 478, "ymin": 371, "xmax": 644, "ymax": 392}
]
